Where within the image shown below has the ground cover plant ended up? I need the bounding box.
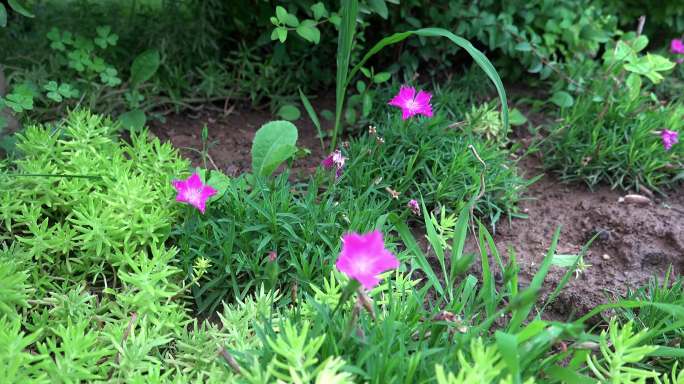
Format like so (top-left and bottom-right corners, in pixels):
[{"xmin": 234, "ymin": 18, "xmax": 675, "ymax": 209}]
[{"xmin": 1, "ymin": 0, "xmax": 684, "ymax": 383}]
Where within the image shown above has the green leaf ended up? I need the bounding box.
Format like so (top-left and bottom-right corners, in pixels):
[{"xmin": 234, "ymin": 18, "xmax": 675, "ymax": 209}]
[
  {"xmin": 298, "ymin": 88, "xmax": 324, "ymax": 148},
  {"xmin": 276, "ymin": 104, "xmax": 301, "ymax": 121},
  {"xmin": 368, "ymin": 0, "xmax": 388, "ymax": 19},
  {"xmin": 514, "ymin": 42, "xmax": 532, "ymax": 52},
  {"xmin": 320, "ymin": 109, "xmax": 334, "ymax": 121},
  {"xmin": 550, "ymin": 91, "xmax": 574, "ymax": 108},
  {"xmin": 284, "ymin": 13, "xmax": 299, "ymax": 27},
  {"xmin": 7, "ymin": 0, "xmax": 34, "ymax": 18},
  {"xmin": 130, "ymin": 49, "xmax": 160, "ymax": 87},
  {"xmin": 329, "ymin": 14, "xmax": 341, "ymax": 26},
  {"xmin": 362, "ymin": 93, "xmax": 372, "ymax": 117},
  {"xmin": 632, "ymin": 35, "xmax": 649, "ymax": 53},
  {"xmin": 346, "ymin": 27, "xmax": 509, "ymax": 135},
  {"xmin": 331, "ymin": 0, "xmax": 359, "ymax": 148},
  {"xmin": 360, "ymin": 67, "xmax": 371, "ymax": 78},
  {"xmin": 310, "ymin": 2, "xmax": 328, "ymax": 20},
  {"xmin": 0, "ymin": 4, "xmax": 7, "ymax": 27},
  {"xmin": 373, "ymin": 71, "xmax": 391, "ymax": 83},
  {"xmin": 276, "ymin": 27, "xmax": 287, "ymax": 43},
  {"xmin": 207, "ymin": 170, "xmax": 230, "ymax": 201},
  {"xmin": 275, "ymin": 6, "xmax": 288, "ymax": 23},
  {"xmin": 509, "ymin": 108, "xmax": 527, "ymax": 126},
  {"xmin": 251, "ymin": 120, "xmax": 298, "ymax": 177},
  {"xmin": 625, "ymin": 73, "xmax": 642, "ymax": 100},
  {"xmin": 118, "ymin": 109, "xmax": 146, "ymax": 132},
  {"xmin": 296, "ymin": 20, "xmax": 320, "ymax": 44}
]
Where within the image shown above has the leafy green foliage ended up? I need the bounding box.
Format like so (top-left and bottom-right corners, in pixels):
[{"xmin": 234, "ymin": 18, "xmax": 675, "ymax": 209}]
[
  {"xmin": 251, "ymin": 120, "xmax": 299, "ymax": 177},
  {"xmin": 342, "ymin": 107, "xmax": 530, "ymax": 227},
  {"xmin": 2, "ymin": 109, "xmax": 188, "ymax": 282},
  {"xmin": 544, "ymin": 33, "xmax": 682, "ymax": 192},
  {"xmin": 172, "ymin": 171, "xmax": 391, "ymax": 313}
]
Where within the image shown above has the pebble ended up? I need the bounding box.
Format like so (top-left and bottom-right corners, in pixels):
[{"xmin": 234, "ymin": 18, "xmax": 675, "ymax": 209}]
[{"xmin": 602, "ymin": 254, "xmax": 610, "ymax": 260}]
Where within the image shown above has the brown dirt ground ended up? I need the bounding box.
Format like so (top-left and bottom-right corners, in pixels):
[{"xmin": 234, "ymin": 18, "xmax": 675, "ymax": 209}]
[{"xmin": 150, "ymin": 107, "xmax": 684, "ymax": 318}]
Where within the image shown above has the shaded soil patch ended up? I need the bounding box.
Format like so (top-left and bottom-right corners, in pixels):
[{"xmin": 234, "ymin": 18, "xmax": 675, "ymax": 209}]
[
  {"xmin": 491, "ymin": 163, "xmax": 684, "ymax": 319},
  {"xmin": 151, "ymin": 107, "xmax": 684, "ymax": 317},
  {"xmin": 150, "ymin": 100, "xmax": 333, "ymax": 179}
]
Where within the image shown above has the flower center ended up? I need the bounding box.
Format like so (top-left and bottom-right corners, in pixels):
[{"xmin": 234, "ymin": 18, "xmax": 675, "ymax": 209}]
[
  {"xmin": 405, "ymin": 99, "xmax": 418, "ymax": 111},
  {"xmin": 186, "ymin": 188, "xmax": 202, "ymax": 204},
  {"xmin": 352, "ymin": 256, "xmax": 372, "ymax": 274}
]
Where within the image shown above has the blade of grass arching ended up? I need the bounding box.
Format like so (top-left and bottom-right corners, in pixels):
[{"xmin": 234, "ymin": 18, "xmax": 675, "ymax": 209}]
[
  {"xmin": 421, "ymin": 201, "xmax": 449, "ymax": 299},
  {"xmin": 346, "ymin": 28, "xmax": 509, "ymax": 134},
  {"xmin": 508, "ymin": 227, "xmax": 561, "ymax": 332},
  {"xmin": 331, "ymin": 0, "xmax": 358, "ymax": 150},
  {"xmin": 388, "ymin": 213, "xmax": 445, "ymax": 297},
  {"xmin": 539, "ymin": 233, "xmax": 599, "ymax": 317},
  {"xmin": 298, "ymin": 88, "xmax": 324, "ymax": 149},
  {"xmin": 495, "ymin": 331, "xmax": 521, "ymax": 384},
  {"xmin": 448, "ymin": 204, "xmax": 470, "ymax": 283},
  {"xmin": 577, "ymin": 301, "xmax": 684, "ymax": 323},
  {"xmin": 477, "ymin": 222, "xmax": 496, "ymax": 317}
]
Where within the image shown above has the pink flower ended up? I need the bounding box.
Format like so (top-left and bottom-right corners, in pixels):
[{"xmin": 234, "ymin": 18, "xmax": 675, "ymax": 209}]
[
  {"xmin": 407, "ymin": 199, "xmax": 421, "ymax": 216},
  {"xmin": 321, "ymin": 150, "xmax": 346, "ymax": 178},
  {"xmin": 662, "ymin": 129, "xmax": 679, "ymax": 151},
  {"xmin": 671, "ymin": 39, "xmax": 684, "ymax": 55},
  {"xmin": 171, "ymin": 172, "xmax": 217, "ymax": 214},
  {"xmin": 388, "ymin": 86, "xmax": 433, "ymax": 120},
  {"xmin": 335, "ymin": 230, "xmax": 399, "ymax": 290}
]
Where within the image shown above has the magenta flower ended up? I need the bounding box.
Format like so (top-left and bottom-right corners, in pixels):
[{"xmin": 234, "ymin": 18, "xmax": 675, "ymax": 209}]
[
  {"xmin": 671, "ymin": 39, "xmax": 684, "ymax": 55},
  {"xmin": 662, "ymin": 129, "xmax": 679, "ymax": 151},
  {"xmin": 388, "ymin": 86, "xmax": 433, "ymax": 120},
  {"xmin": 335, "ymin": 230, "xmax": 399, "ymax": 290},
  {"xmin": 407, "ymin": 199, "xmax": 421, "ymax": 216},
  {"xmin": 171, "ymin": 172, "xmax": 217, "ymax": 214},
  {"xmin": 321, "ymin": 150, "xmax": 346, "ymax": 178}
]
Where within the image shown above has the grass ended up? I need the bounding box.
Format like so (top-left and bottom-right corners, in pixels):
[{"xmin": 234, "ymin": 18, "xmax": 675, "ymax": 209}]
[{"xmin": 0, "ymin": 106, "xmax": 682, "ymax": 382}]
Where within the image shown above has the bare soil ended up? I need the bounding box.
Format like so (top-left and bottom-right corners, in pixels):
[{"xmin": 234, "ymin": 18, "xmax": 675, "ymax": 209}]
[{"xmin": 151, "ymin": 107, "xmax": 684, "ymax": 317}]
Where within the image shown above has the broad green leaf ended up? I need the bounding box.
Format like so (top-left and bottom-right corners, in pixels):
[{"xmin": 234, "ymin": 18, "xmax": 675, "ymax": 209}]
[
  {"xmin": 0, "ymin": 4, "xmax": 7, "ymax": 27},
  {"xmin": 251, "ymin": 120, "xmax": 298, "ymax": 177},
  {"xmin": 276, "ymin": 27, "xmax": 287, "ymax": 43},
  {"xmin": 550, "ymin": 91, "xmax": 574, "ymax": 108},
  {"xmin": 284, "ymin": 13, "xmax": 299, "ymax": 27},
  {"xmin": 276, "ymin": 104, "xmax": 301, "ymax": 121},
  {"xmin": 368, "ymin": 0, "xmax": 388, "ymax": 19},
  {"xmin": 296, "ymin": 20, "xmax": 320, "ymax": 44},
  {"xmin": 310, "ymin": 2, "xmax": 328, "ymax": 20},
  {"xmin": 632, "ymin": 35, "xmax": 649, "ymax": 53},
  {"xmin": 373, "ymin": 71, "xmax": 391, "ymax": 83},
  {"xmin": 362, "ymin": 93, "xmax": 372, "ymax": 117},
  {"xmin": 275, "ymin": 6, "xmax": 288, "ymax": 23},
  {"xmin": 514, "ymin": 42, "xmax": 532, "ymax": 52},
  {"xmin": 118, "ymin": 109, "xmax": 146, "ymax": 132},
  {"xmin": 130, "ymin": 50, "xmax": 160, "ymax": 87},
  {"xmin": 207, "ymin": 170, "xmax": 230, "ymax": 201},
  {"xmin": 625, "ymin": 73, "xmax": 642, "ymax": 100},
  {"xmin": 509, "ymin": 108, "xmax": 527, "ymax": 126},
  {"xmin": 7, "ymin": 0, "xmax": 33, "ymax": 18}
]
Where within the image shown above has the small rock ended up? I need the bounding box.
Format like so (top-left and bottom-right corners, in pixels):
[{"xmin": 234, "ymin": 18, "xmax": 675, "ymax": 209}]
[
  {"xmin": 602, "ymin": 254, "xmax": 610, "ymax": 260},
  {"xmin": 618, "ymin": 194, "xmax": 651, "ymax": 205}
]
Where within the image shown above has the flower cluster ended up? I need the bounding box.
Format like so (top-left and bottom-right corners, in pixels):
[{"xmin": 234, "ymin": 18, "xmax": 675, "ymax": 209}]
[
  {"xmin": 322, "ymin": 149, "xmax": 346, "ymax": 178},
  {"xmin": 661, "ymin": 129, "xmax": 679, "ymax": 151},
  {"xmin": 671, "ymin": 39, "xmax": 684, "ymax": 63}
]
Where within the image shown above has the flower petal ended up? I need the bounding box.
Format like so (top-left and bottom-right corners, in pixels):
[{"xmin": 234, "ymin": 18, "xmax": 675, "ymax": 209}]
[
  {"xmin": 187, "ymin": 172, "xmax": 203, "ymax": 189},
  {"xmin": 388, "ymin": 86, "xmax": 416, "ymax": 107}
]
